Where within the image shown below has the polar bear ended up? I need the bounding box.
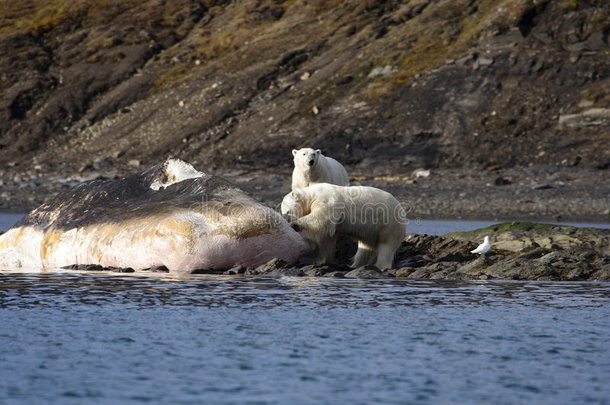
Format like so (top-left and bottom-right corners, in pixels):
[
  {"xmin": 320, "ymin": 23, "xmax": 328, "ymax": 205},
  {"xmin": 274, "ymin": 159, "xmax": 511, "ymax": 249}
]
[
  {"xmin": 281, "ymin": 183, "xmax": 406, "ymax": 269},
  {"xmin": 291, "ymin": 148, "xmax": 349, "ymax": 191}
]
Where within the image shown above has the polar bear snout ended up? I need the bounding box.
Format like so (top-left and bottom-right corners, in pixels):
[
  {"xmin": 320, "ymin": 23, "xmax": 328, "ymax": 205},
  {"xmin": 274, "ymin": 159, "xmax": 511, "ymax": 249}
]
[
  {"xmin": 307, "ymin": 159, "xmax": 315, "ymax": 166},
  {"xmin": 281, "ymin": 193, "xmax": 305, "ymax": 222}
]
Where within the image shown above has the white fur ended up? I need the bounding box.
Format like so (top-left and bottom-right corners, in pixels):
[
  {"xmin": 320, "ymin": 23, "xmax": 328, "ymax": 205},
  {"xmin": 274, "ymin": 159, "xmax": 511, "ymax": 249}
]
[
  {"xmin": 281, "ymin": 183, "xmax": 406, "ymax": 269},
  {"xmin": 291, "ymin": 148, "xmax": 349, "ymax": 191}
]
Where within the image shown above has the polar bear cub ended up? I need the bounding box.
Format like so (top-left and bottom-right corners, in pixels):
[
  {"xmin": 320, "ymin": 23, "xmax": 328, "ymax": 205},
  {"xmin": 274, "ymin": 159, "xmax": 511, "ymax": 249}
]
[
  {"xmin": 291, "ymin": 148, "xmax": 349, "ymax": 191},
  {"xmin": 281, "ymin": 183, "xmax": 406, "ymax": 269}
]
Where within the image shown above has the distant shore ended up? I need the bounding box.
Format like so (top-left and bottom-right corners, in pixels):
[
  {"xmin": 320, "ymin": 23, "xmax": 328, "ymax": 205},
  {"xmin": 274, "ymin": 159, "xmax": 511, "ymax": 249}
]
[{"xmin": 1, "ymin": 165, "xmax": 609, "ymax": 223}]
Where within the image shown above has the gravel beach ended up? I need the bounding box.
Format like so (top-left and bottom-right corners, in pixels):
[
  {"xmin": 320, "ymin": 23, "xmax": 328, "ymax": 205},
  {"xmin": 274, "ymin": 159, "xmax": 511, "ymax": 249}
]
[{"xmin": 1, "ymin": 164, "xmax": 609, "ymax": 223}]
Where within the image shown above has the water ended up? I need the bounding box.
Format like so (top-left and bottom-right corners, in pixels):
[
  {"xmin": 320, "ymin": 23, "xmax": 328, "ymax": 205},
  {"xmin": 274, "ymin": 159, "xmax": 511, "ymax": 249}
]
[
  {"xmin": 0, "ymin": 213, "xmax": 23, "ymax": 231},
  {"xmin": 1, "ymin": 214, "xmax": 609, "ymax": 404},
  {"xmin": 1, "ymin": 213, "xmax": 608, "ymax": 235},
  {"xmin": 0, "ymin": 274, "xmax": 609, "ymax": 405},
  {"xmin": 408, "ymin": 219, "xmax": 609, "ymax": 235}
]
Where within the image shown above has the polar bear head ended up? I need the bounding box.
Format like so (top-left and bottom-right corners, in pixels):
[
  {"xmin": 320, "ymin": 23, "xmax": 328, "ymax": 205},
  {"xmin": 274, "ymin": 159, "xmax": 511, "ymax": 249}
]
[
  {"xmin": 292, "ymin": 148, "xmax": 321, "ymax": 169},
  {"xmin": 280, "ymin": 191, "xmax": 307, "ymax": 221}
]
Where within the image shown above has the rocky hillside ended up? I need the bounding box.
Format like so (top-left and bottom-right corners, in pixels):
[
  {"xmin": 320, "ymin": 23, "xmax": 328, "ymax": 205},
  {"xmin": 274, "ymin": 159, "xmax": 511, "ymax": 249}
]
[{"xmin": 1, "ymin": 0, "xmax": 609, "ymax": 174}]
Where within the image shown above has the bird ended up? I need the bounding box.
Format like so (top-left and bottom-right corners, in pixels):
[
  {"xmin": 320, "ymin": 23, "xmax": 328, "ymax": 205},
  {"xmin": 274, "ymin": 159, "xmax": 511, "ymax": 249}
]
[{"xmin": 471, "ymin": 236, "xmax": 492, "ymax": 255}]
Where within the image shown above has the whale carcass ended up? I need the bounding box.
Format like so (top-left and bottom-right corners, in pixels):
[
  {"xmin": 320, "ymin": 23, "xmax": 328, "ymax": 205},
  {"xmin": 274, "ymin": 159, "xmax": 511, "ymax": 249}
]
[{"xmin": 0, "ymin": 159, "xmax": 310, "ymax": 273}]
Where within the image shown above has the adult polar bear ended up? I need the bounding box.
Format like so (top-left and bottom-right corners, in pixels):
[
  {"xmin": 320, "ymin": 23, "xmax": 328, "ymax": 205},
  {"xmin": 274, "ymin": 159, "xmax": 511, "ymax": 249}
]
[
  {"xmin": 281, "ymin": 184, "xmax": 406, "ymax": 269},
  {"xmin": 291, "ymin": 148, "xmax": 349, "ymax": 190}
]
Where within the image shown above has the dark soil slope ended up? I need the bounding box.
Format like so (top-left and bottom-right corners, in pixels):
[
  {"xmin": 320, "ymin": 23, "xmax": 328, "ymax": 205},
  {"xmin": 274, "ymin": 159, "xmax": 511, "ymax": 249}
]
[{"xmin": 1, "ymin": 0, "xmax": 609, "ymax": 174}]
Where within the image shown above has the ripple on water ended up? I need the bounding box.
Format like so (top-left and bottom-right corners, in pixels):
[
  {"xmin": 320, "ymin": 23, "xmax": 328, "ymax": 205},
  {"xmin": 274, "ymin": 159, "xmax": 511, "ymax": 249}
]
[
  {"xmin": 0, "ymin": 273, "xmax": 607, "ymax": 309},
  {"xmin": 0, "ymin": 273, "xmax": 609, "ymax": 405}
]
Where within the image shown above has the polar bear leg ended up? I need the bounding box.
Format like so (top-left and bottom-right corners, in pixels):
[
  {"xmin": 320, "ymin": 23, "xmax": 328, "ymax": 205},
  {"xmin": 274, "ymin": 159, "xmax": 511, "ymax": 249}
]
[
  {"xmin": 374, "ymin": 240, "xmax": 400, "ymax": 269},
  {"xmin": 352, "ymin": 241, "xmax": 377, "ymax": 267},
  {"xmin": 315, "ymin": 235, "xmax": 337, "ymax": 264}
]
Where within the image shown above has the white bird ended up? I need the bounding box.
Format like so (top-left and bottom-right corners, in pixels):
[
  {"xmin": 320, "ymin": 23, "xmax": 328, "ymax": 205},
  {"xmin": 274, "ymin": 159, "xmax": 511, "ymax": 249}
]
[{"xmin": 471, "ymin": 236, "xmax": 492, "ymax": 255}]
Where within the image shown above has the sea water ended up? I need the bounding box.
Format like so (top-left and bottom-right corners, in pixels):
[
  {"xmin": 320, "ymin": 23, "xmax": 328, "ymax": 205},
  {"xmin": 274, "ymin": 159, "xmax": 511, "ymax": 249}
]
[
  {"xmin": 0, "ymin": 214, "xmax": 609, "ymax": 404},
  {"xmin": 1, "ymin": 213, "xmax": 608, "ymax": 236}
]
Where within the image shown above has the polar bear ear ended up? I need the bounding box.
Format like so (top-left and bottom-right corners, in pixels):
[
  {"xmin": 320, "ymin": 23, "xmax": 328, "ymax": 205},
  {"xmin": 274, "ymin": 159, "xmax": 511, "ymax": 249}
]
[
  {"xmin": 292, "ymin": 149, "xmax": 298, "ymax": 157},
  {"xmin": 315, "ymin": 149, "xmax": 321, "ymax": 155}
]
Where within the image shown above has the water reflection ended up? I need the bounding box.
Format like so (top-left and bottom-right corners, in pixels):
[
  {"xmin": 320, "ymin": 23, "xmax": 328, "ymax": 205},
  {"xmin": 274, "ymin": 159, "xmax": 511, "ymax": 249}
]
[{"xmin": 1, "ymin": 272, "xmax": 608, "ymax": 309}]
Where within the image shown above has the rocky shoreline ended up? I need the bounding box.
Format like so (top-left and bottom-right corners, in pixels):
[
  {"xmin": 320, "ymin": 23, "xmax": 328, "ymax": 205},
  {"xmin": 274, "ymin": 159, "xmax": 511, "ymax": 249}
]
[
  {"xmin": 238, "ymin": 222, "xmax": 610, "ymax": 282},
  {"xmin": 2, "ymin": 222, "xmax": 608, "ymax": 281}
]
